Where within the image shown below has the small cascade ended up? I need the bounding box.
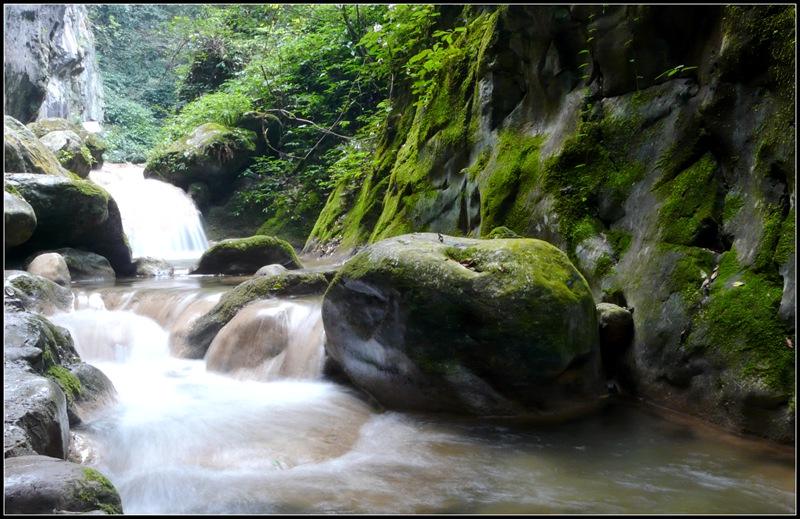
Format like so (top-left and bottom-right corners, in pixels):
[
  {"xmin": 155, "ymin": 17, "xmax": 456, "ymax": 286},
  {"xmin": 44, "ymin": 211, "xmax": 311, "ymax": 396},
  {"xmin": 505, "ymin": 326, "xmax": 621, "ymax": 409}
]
[
  {"xmin": 89, "ymin": 163, "xmax": 208, "ymax": 260},
  {"xmin": 205, "ymin": 299, "xmax": 326, "ymax": 381}
]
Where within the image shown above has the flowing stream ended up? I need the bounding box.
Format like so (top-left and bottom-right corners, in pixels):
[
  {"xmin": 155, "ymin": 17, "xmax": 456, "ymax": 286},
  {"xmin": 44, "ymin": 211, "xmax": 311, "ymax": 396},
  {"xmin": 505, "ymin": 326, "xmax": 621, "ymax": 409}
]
[{"xmin": 46, "ymin": 165, "xmax": 795, "ymax": 514}]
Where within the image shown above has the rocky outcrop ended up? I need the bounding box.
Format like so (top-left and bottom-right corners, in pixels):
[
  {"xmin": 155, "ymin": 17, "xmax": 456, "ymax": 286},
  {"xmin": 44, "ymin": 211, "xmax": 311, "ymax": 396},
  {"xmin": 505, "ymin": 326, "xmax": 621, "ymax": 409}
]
[
  {"xmin": 322, "ymin": 233, "xmax": 604, "ymax": 416},
  {"xmin": 192, "ymin": 235, "xmax": 301, "ymax": 275},
  {"xmin": 4, "ymin": 189, "xmax": 37, "ymax": 247},
  {"xmin": 39, "ymin": 131, "xmax": 93, "ymax": 178},
  {"xmin": 4, "ymin": 456, "xmax": 122, "ymax": 514},
  {"xmin": 28, "ymin": 118, "xmax": 107, "ymax": 169},
  {"xmin": 182, "ymin": 270, "xmax": 333, "ymax": 358},
  {"xmin": 4, "ymin": 116, "xmax": 70, "ymax": 177},
  {"xmin": 3, "ymin": 5, "xmax": 104, "ymax": 124},
  {"xmin": 309, "ymin": 6, "xmax": 795, "ymax": 441},
  {"xmin": 144, "ymin": 123, "xmax": 256, "ymax": 194},
  {"xmin": 4, "ymin": 174, "xmax": 134, "ymax": 277}
]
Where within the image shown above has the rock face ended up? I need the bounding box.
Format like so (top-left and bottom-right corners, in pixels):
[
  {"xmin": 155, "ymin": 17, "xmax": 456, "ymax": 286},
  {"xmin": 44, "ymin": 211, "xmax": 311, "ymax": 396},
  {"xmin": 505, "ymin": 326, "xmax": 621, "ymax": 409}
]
[
  {"xmin": 596, "ymin": 303, "xmax": 634, "ymax": 380},
  {"xmin": 144, "ymin": 123, "xmax": 257, "ymax": 193},
  {"xmin": 192, "ymin": 235, "xmax": 301, "ymax": 275},
  {"xmin": 4, "ymin": 190, "xmax": 37, "ymax": 247},
  {"xmin": 26, "ymin": 253, "xmax": 71, "ymax": 287},
  {"xmin": 3, "ymin": 5, "xmax": 104, "ymax": 123},
  {"xmin": 322, "ymin": 233, "xmax": 603, "ymax": 416},
  {"xmin": 308, "ymin": 6, "xmax": 795, "ymax": 441},
  {"xmin": 4, "ymin": 456, "xmax": 122, "ymax": 514},
  {"xmin": 4, "ymin": 174, "xmax": 134, "ymax": 276},
  {"xmin": 182, "ymin": 270, "xmax": 333, "ymax": 359},
  {"xmin": 4, "ymin": 116, "xmax": 70, "ymax": 176}
]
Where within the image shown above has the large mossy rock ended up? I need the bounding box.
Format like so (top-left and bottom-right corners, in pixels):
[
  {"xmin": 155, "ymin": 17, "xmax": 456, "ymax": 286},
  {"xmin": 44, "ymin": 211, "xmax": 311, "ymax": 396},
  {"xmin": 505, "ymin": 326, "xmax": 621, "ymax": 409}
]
[
  {"xmin": 4, "ymin": 116, "xmax": 70, "ymax": 176},
  {"xmin": 181, "ymin": 269, "xmax": 333, "ymax": 358},
  {"xmin": 4, "ymin": 189, "xmax": 37, "ymax": 247},
  {"xmin": 322, "ymin": 233, "xmax": 604, "ymax": 416},
  {"xmin": 192, "ymin": 235, "xmax": 301, "ymax": 276},
  {"xmin": 39, "ymin": 130, "xmax": 93, "ymax": 178},
  {"xmin": 4, "ymin": 455, "xmax": 123, "ymax": 514},
  {"xmin": 143, "ymin": 123, "xmax": 256, "ymax": 193},
  {"xmin": 4, "ymin": 173, "xmax": 134, "ymax": 276}
]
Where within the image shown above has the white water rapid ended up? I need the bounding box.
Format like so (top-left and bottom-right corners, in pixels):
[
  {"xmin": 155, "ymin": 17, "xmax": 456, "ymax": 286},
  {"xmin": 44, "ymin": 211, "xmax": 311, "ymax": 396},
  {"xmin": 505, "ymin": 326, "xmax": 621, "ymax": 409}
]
[{"xmin": 89, "ymin": 163, "xmax": 208, "ymax": 260}]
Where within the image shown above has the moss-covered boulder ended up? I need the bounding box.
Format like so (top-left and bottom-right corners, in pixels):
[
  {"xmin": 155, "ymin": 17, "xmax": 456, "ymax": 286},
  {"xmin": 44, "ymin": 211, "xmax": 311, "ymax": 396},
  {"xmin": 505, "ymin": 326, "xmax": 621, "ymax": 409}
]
[
  {"xmin": 4, "ymin": 189, "xmax": 37, "ymax": 247},
  {"xmin": 182, "ymin": 270, "xmax": 333, "ymax": 358},
  {"xmin": 192, "ymin": 235, "xmax": 301, "ymax": 276},
  {"xmin": 322, "ymin": 233, "xmax": 604, "ymax": 416},
  {"xmin": 4, "ymin": 116, "xmax": 70, "ymax": 176},
  {"xmin": 4, "ymin": 174, "xmax": 134, "ymax": 276},
  {"xmin": 143, "ymin": 123, "xmax": 256, "ymax": 193},
  {"xmin": 4, "ymin": 456, "xmax": 123, "ymax": 514},
  {"xmin": 27, "ymin": 118, "xmax": 106, "ymax": 170},
  {"xmin": 39, "ymin": 130, "xmax": 93, "ymax": 178}
]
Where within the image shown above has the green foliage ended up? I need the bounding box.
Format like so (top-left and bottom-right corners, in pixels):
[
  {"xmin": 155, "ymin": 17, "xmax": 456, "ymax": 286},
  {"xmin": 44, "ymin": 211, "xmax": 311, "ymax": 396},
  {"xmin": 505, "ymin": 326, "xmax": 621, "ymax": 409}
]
[{"xmin": 102, "ymin": 89, "xmax": 161, "ymax": 163}]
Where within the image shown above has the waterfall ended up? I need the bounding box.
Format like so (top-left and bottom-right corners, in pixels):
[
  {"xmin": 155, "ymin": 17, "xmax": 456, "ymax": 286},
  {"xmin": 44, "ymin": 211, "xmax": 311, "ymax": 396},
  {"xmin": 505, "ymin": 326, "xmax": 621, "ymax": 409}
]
[{"xmin": 89, "ymin": 163, "xmax": 208, "ymax": 260}]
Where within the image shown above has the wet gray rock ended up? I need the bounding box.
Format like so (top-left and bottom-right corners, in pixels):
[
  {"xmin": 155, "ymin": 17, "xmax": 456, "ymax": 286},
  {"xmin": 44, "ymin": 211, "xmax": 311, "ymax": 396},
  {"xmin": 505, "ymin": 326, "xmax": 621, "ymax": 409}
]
[
  {"xmin": 27, "ymin": 252, "xmax": 71, "ymax": 287},
  {"xmin": 55, "ymin": 248, "xmax": 116, "ymax": 282},
  {"xmin": 4, "ymin": 270, "xmax": 74, "ymax": 315},
  {"xmin": 4, "ymin": 190, "xmax": 37, "ymax": 247},
  {"xmin": 4, "ymin": 455, "xmax": 122, "ymax": 514},
  {"xmin": 4, "ymin": 365, "xmax": 70, "ymax": 459},
  {"xmin": 67, "ymin": 363, "xmax": 118, "ymax": 425}
]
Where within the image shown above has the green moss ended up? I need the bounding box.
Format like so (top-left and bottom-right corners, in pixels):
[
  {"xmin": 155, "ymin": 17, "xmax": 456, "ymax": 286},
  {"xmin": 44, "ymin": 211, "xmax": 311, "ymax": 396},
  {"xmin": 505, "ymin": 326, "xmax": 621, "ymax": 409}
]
[
  {"xmin": 722, "ymin": 192, "xmax": 744, "ymax": 224},
  {"xmin": 594, "ymin": 253, "xmax": 615, "ymax": 279},
  {"xmin": 773, "ymin": 208, "xmax": 795, "ymax": 265},
  {"xmin": 78, "ymin": 468, "xmax": 122, "ymax": 515},
  {"xmin": 478, "ymin": 131, "xmax": 544, "ymax": 235},
  {"xmin": 606, "ymin": 229, "xmax": 632, "ymax": 258},
  {"xmin": 656, "ymin": 153, "xmax": 720, "ymax": 246},
  {"xmin": 46, "ymin": 365, "xmax": 82, "ymax": 402},
  {"xmin": 487, "ymin": 226, "xmax": 520, "ymax": 239},
  {"xmin": 688, "ymin": 249, "xmax": 794, "ymax": 394},
  {"xmin": 753, "ymin": 204, "xmax": 787, "ymax": 272},
  {"xmin": 658, "ymin": 242, "xmax": 716, "ymax": 307},
  {"xmin": 543, "ymin": 112, "xmax": 646, "ymax": 249},
  {"xmin": 4, "ymin": 182, "xmax": 22, "ymax": 198}
]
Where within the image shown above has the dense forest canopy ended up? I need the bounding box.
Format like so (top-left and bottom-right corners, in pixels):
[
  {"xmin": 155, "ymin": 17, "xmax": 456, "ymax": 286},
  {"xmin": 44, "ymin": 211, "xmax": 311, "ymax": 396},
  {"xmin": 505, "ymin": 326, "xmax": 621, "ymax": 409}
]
[{"xmin": 88, "ymin": 4, "xmax": 465, "ymax": 242}]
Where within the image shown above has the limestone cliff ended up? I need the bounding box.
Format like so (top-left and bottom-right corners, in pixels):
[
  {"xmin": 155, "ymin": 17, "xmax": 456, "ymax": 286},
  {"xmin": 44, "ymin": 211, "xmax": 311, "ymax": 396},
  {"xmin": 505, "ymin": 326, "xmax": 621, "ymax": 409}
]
[
  {"xmin": 4, "ymin": 4, "xmax": 104, "ymax": 124},
  {"xmin": 308, "ymin": 5, "xmax": 796, "ymax": 441}
]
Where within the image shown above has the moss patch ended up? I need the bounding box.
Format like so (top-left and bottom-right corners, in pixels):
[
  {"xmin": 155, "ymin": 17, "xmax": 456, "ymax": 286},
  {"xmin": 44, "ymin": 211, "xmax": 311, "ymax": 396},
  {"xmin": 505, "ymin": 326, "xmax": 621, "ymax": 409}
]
[
  {"xmin": 656, "ymin": 153, "xmax": 720, "ymax": 246},
  {"xmin": 688, "ymin": 249, "xmax": 794, "ymax": 394},
  {"xmin": 77, "ymin": 468, "xmax": 122, "ymax": 515},
  {"xmin": 46, "ymin": 365, "xmax": 82, "ymax": 402}
]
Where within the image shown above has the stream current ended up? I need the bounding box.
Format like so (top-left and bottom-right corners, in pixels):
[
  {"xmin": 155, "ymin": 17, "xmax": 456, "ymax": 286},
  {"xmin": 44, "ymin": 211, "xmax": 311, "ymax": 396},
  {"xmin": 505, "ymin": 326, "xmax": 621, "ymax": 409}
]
[{"xmin": 46, "ymin": 165, "xmax": 795, "ymax": 514}]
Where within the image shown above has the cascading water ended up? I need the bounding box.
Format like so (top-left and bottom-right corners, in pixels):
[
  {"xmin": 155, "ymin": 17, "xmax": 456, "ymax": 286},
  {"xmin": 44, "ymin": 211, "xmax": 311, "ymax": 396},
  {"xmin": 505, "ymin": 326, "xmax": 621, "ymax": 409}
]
[
  {"xmin": 50, "ymin": 279, "xmax": 795, "ymax": 514},
  {"xmin": 89, "ymin": 163, "xmax": 208, "ymax": 260},
  {"xmin": 44, "ymin": 178, "xmax": 793, "ymax": 513}
]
